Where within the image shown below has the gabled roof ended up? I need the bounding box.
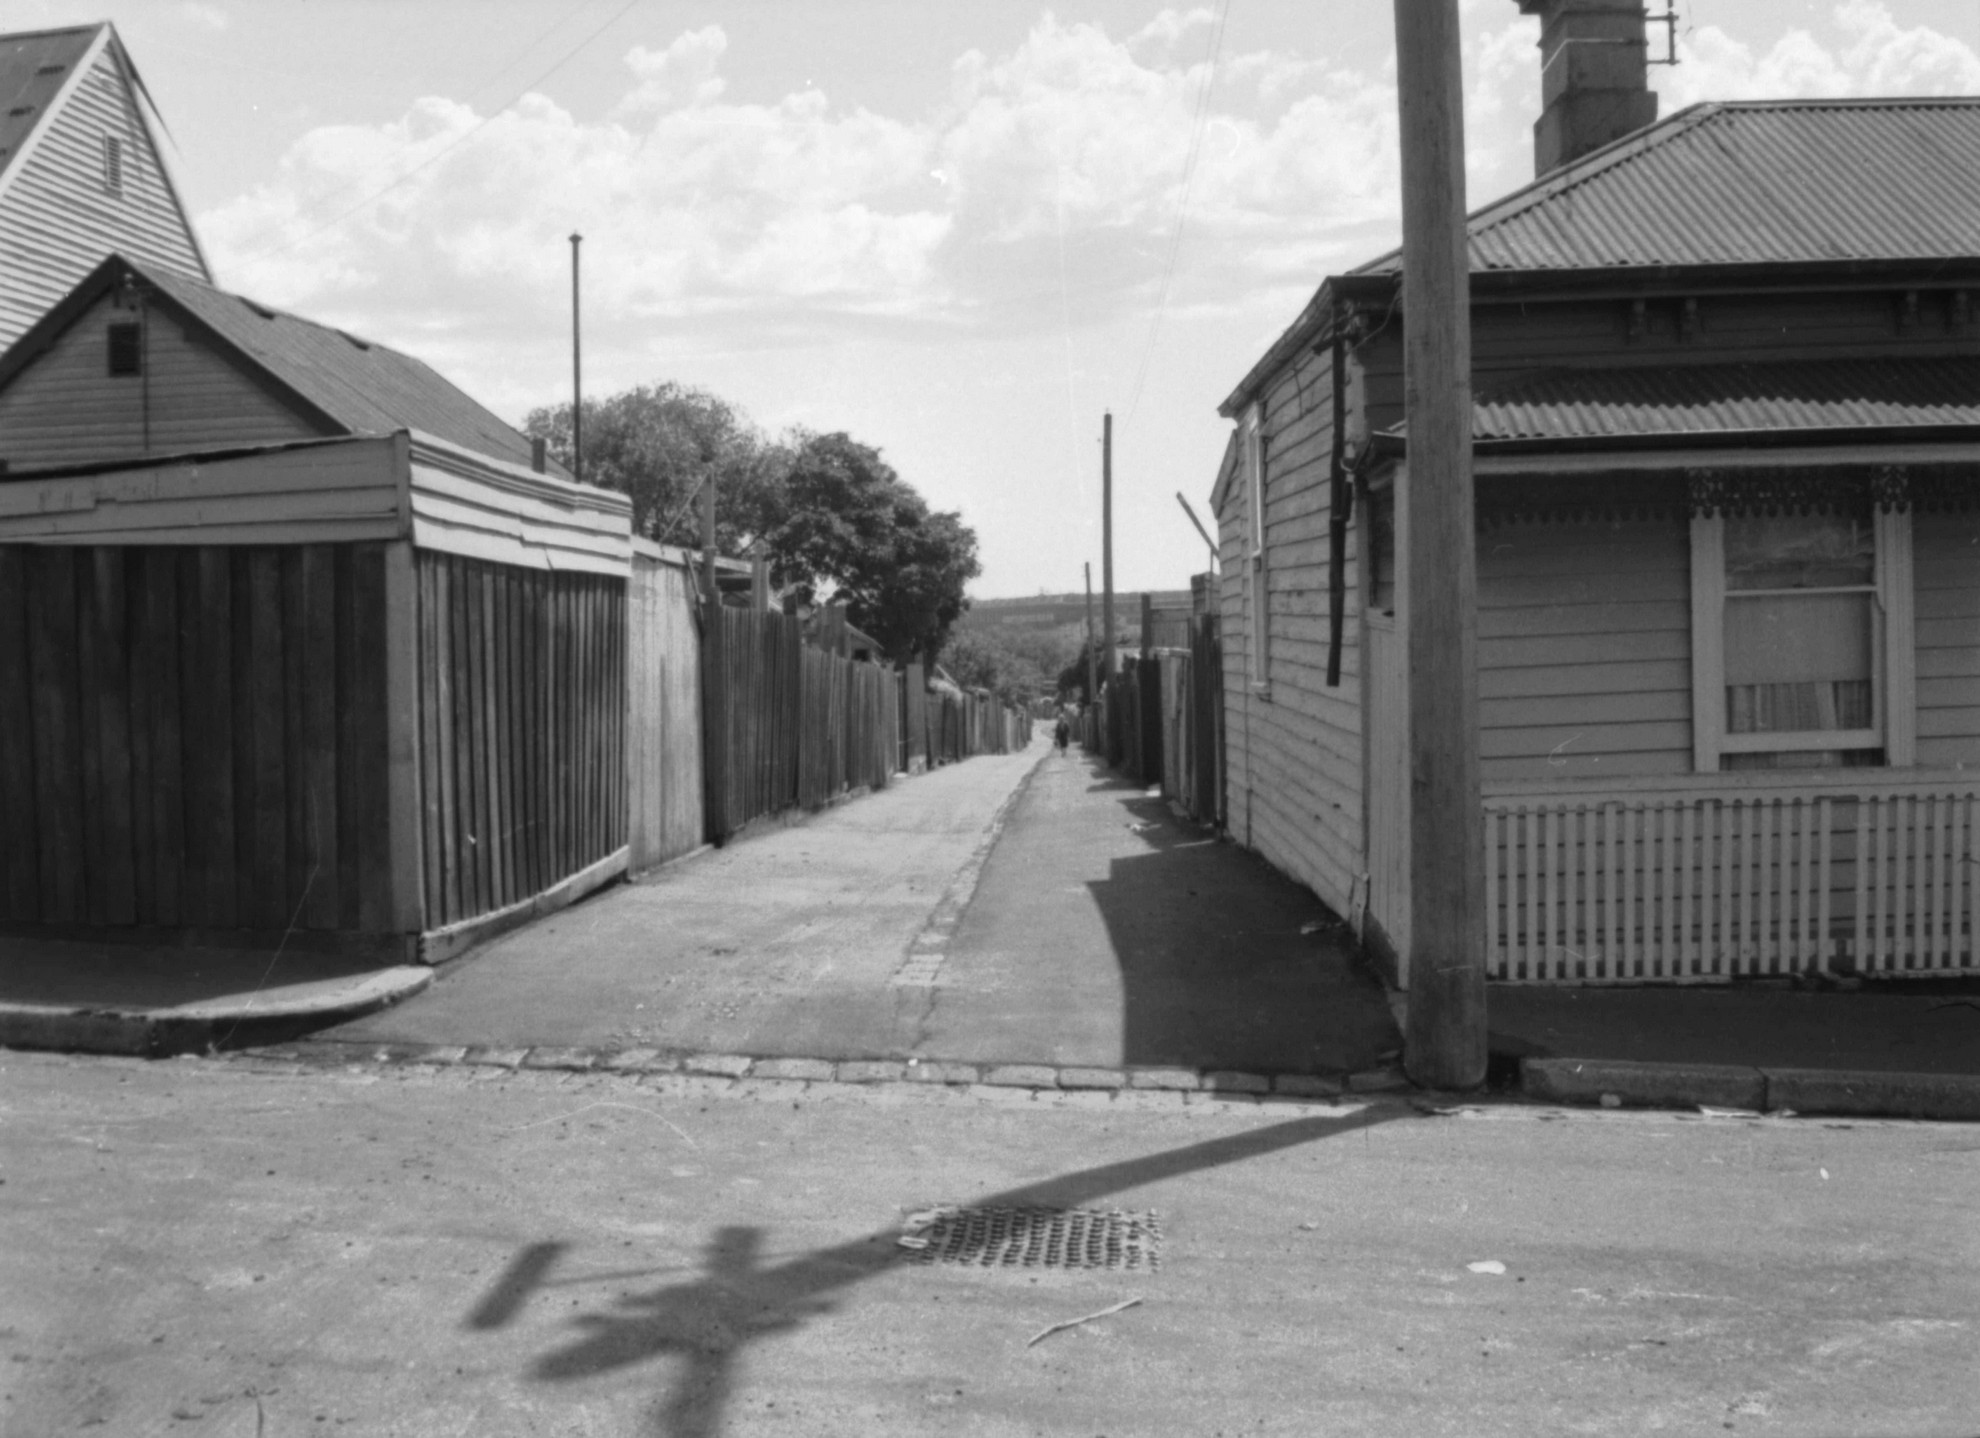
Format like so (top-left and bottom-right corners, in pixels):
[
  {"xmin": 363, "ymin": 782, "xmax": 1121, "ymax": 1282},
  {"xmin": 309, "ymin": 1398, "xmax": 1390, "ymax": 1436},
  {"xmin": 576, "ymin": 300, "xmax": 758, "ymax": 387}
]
[
  {"xmin": 0, "ymin": 23, "xmax": 208, "ymax": 278},
  {"xmin": 0, "ymin": 255, "xmax": 562, "ymax": 474},
  {"xmin": 1222, "ymin": 97, "xmax": 1980, "ymax": 416},
  {"xmin": 1377, "ymin": 356, "xmax": 1980, "ymax": 453},
  {"xmin": 0, "ymin": 25, "xmax": 98, "ymax": 181},
  {"xmin": 1357, "ymin": 99, "xmax": 1980, "ymax": 276}
]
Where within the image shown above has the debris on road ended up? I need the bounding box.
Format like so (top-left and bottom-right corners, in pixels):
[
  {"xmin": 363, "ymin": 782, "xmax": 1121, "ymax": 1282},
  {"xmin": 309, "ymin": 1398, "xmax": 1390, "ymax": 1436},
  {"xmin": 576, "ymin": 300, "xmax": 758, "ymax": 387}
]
[
  {"xmin": 1467, "ymin": 1260, "xmax": 1508, "ymax": 1275},
  {"xmin": 1026, "ymin": 1297, "xmax": 1143, "ymax": 1349}
]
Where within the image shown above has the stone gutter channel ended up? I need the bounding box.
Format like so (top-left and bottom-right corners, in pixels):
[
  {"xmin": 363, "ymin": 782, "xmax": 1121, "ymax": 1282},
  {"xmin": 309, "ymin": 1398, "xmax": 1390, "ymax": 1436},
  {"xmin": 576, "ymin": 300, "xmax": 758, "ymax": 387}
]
[{"xmin": 211, "ymin": 1040, "xmax": 1980, "ymax": 1122}]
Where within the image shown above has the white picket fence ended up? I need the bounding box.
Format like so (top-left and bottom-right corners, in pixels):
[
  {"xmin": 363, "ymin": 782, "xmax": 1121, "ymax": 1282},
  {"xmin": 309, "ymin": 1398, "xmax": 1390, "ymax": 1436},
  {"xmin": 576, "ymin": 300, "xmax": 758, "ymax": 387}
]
[{"xmin": 1483, "ymin": 776, "xmax": 1980, "ymax": 982}]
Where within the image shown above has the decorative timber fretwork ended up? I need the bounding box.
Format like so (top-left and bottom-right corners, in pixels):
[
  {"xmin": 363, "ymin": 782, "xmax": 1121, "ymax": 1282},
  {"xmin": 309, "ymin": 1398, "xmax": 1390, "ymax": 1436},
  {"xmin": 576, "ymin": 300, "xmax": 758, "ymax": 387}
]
[
  {"xmin": 1686, "ymin": 467, "xmax": 1875, "ymax": 517},
  {"xmin": 1474, "ymin": 463, "xmax": 1980, "ymax": 528}
]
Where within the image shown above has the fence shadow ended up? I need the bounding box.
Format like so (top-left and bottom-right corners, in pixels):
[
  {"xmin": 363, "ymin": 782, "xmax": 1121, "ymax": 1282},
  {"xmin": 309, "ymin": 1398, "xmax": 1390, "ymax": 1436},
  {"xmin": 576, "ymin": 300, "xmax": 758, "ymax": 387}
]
[{"xmin": 473, "ymin": 1106, "xmax": 1394, "ymax": 1437}]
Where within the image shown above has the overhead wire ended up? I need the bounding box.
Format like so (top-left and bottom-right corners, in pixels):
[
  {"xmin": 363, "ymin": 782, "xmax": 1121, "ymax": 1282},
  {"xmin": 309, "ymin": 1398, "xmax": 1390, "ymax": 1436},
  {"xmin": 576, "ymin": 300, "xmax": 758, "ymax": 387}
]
[
  {"xmin": 1122, "ymin": 0, "xmax": 1234, "ymax": 422},
  {"xmin": 239, "ymin": 0, "xmax": 650, "ymax": 265}
]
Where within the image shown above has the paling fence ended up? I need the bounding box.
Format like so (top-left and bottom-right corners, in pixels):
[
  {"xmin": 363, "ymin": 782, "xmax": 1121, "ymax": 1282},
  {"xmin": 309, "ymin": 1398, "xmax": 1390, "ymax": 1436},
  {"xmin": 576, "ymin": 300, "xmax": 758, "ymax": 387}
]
[
  {"xmin": 0, "ymin": 436, "xmax": 1023, "ymax": 965},
  {"xmin": 1484, "ymin": 776, "xmax": 1980, "ymax": 981},
  {"xmin": 926, "ymin": 687, "xmax": 1028, "ymax": 764},
  {"xmin": 0, "ymin": 542, "xmax": 404, "ymax": 941},
  {"xmin": 900, "ymin": 663, "xmax": 929, "ymax": 773},
  {"xmin": 415, "ymin": 551, "xmax": 626, "ymax": 932},
  {"xmin": 628, "ymin": 543, "xmax": 703, "ymax": 869},
  {"xmin": 1082, "ymin": 610, "xmax": 1222, "ymax": 826},
  {"xmin": 706, "ymin": 605, "xmax": 902, "ymax": 838}
]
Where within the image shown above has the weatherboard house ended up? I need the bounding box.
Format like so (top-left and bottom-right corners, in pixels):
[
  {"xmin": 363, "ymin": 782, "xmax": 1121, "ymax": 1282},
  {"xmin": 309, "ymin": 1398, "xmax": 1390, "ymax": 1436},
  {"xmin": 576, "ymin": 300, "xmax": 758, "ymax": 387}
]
[
  {"xmin": 1210, "ymin": 5, "xmax": 1980, "ymax": 988},
  {"xmin": 0, "ymin": 255, "xmax": 646, "ymax": 962},
  {"xmin": 0, "ymin": 22, "xmax": 209, "ymax": 353}
]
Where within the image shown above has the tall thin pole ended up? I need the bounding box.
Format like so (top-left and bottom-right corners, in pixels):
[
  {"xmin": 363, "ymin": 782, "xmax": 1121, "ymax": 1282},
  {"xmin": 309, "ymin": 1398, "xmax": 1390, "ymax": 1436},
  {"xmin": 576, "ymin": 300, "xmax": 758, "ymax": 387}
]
[
  {"xmin": 569, "ymin": 232, "xmax": 584, "ymax": 485},
  {"xmin": 1083, "ymin": 562, "xmax": 1098, "ymax": 705},
  {"xmin": 1101, "ymin": 411, "xmax": 1115, "ymax": 680},
  {"xmin": 1394, "ymin": 0, "xmax": 1485, "ymax": 1089}
]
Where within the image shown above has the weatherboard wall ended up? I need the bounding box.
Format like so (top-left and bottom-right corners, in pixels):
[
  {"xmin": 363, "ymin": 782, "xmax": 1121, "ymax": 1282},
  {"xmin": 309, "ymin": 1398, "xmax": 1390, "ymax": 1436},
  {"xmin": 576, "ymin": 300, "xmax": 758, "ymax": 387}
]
[
  {"xmin": 0, "ymin": 288, "xmax": 324, "ymax": 469},
  {"xmin": 1215, "ymin": 340, "xmax": 1364, "ymax": 919},
  {"xmin": 0, "ymin": 37, "xmax": 206, "ymax": 352}
]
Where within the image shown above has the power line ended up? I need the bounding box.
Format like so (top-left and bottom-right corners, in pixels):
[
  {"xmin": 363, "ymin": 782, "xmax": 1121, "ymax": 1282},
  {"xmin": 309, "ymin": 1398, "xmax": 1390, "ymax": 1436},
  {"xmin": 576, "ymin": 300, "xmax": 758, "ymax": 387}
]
[
  {"xmin": 240, "ymin": 0, "xmax": 650, "ymax": 264},
  {"xmin": 1122, "ymin": 0, "xmax": 1233, "ymax": 421}
]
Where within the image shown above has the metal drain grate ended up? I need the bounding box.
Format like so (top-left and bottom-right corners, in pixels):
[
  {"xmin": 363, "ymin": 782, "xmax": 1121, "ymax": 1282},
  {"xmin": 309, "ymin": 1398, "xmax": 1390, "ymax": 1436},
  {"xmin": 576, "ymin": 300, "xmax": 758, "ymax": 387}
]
[{"xmin": 899, "ymin": 1206, "xmax": 1160, "ymax": 1270}]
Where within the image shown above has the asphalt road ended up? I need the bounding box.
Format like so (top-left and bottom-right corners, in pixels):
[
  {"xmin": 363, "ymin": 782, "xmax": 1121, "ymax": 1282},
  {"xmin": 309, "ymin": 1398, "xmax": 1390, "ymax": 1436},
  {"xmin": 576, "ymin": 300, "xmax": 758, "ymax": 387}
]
[{"xmin": 6, "ymin": 1047, "xmax": 1978, "ymax": 1437}]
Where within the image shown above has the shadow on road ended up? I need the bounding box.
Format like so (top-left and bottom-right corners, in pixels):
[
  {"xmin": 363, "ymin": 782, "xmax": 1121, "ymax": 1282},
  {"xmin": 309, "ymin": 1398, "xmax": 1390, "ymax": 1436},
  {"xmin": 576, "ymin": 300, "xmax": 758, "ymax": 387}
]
[{"xmin": 471, "ymin": 1105, "xmax": 1395, "ymax": 1437}]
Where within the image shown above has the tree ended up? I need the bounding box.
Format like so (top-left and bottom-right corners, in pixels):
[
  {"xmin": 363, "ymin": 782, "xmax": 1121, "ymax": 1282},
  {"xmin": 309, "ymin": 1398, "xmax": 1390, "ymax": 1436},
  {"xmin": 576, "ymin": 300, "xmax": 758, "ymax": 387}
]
[
  {"xmin": 939, "ymin": 628, "xmax": 1049, "ymax": 708},
  {"xmin": 523, "ymin": 383, "xmax": 786, "ymax": 552},
  {"xmin": 768, "ymin": 432, "xmax": 979, "ymax": 665}
]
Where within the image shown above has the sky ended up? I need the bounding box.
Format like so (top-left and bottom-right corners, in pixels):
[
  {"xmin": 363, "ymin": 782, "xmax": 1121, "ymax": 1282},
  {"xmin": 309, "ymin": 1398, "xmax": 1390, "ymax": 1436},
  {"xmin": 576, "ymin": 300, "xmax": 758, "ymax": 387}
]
[{"xmin": 12, "ymin": 0, "xmax": 1980, "ymax": 596}]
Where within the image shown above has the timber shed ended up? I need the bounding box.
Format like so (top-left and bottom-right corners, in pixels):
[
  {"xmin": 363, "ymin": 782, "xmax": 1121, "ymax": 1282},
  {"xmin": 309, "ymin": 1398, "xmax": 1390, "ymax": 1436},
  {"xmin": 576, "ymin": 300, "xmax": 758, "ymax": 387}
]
[
  {"xmin": 1211, "ymin": 6, "xmax": 1980, "ymax": 990},
  {"xmin": 0, "ymin": 24, "xmax": 208, "ymax": 352},
  {"xmin": 0, "ymin": 259, "xmax": 652, "ymax": 963}
]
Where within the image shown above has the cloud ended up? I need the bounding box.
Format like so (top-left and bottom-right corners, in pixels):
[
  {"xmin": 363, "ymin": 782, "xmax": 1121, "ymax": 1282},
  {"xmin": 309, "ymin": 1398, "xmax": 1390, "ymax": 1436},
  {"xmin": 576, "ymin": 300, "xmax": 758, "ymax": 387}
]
[
  {"xmin": 177, "ymin": 2, "xmax": 229, "ymax": 32},
  {"xmin": 196, "ymin": 1, "xmax": 1967, "ymax": 406},
  {"xmin": 1653, "ymin": 0, "xmax": 1980, "ymax": 107}
]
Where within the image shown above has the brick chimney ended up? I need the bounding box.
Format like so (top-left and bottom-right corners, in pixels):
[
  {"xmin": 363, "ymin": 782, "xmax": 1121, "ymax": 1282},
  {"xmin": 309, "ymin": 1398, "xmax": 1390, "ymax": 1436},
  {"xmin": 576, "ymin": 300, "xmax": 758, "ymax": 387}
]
[{"xmin": 1518, "ymin": 0, "xmax": 1658, "ymax": 174}]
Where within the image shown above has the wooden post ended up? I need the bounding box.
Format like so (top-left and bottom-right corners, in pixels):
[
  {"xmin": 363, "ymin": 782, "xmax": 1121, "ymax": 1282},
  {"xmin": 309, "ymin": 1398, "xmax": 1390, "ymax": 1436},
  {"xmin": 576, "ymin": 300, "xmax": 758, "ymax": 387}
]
[
  {"xmin": 1102, "ymin": 412, "xmax": 1116, "ymax": 681},
  {"xmin": 701, "ymin": 460, "xmax": 728, "ymax": 844},
  {"xmin": 380, "ymin": 533, "xmax": 427, "ymax": 950},
  {"xmin": 569, "ymin": 233, "xmax": 583, "ymax": 486},
  {"xmin": 1394, "ymin": 0, "xmax": 1486, "ymax": 1089},
  {"xmin": 1084, "ymin": 562, "xmax": 1098, "ymax": 705},
  {"xmin": 1139, "ymin": 591, "xmax": 1153, "ymax": 661}
]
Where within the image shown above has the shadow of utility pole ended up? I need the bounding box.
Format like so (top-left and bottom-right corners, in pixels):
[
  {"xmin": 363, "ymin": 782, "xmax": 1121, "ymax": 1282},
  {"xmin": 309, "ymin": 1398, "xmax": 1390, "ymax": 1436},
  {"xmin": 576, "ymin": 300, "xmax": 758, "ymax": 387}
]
[{"xmin": 467, "ymin": 1104, "xmax": 1396, "ymax": 1437}]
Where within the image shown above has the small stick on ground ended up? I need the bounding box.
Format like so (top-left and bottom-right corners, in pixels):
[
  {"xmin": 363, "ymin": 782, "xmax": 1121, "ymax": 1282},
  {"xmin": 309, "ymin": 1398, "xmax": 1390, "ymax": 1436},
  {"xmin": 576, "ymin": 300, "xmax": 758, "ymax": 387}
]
[{"xmin": 1025, "ymin": 1297, "xmax": 1142, "ymax": 1348}]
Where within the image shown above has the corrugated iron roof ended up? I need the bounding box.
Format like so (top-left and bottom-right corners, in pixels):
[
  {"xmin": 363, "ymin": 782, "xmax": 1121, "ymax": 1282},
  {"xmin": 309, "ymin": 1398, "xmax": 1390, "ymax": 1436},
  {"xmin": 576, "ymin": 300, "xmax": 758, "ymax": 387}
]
[
  {"xmin": 0, "ymin": 24, "xmax": 99, "ymax": 181},
  {"xmin": 136, "ymin": 262, "xmax": 551, "ymax": 471},
  {"xmin": 1359, "ymin": 99, "xmax": 1980, "ymax": 275},
  {"xmin": 1224, "ymin": 98, "xmax": 1980, "ymax": 418},
  {"xmin": 1438, "ymin": 357, "xmax": 1980, "ymax": 442}
]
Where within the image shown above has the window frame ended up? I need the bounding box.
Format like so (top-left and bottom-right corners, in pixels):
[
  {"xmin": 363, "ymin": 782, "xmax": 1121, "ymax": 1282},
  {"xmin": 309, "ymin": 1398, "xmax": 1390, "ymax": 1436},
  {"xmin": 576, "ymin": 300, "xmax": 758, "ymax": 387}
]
[
  {"xmin": 1689, "ymin": 504, "xmax": 1915, "ymax": 771},
  {"xmin": 1243, "ymin": 404, "xmax": 1270, "ymax": 693},
  {"xmin": 102, "ymin": 133, "xmax": 123, "ymax": 196}
]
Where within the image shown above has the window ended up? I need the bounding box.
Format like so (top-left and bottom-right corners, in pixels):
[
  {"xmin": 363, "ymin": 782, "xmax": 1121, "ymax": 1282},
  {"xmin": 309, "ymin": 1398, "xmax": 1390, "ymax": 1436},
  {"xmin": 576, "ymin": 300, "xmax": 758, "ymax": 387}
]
[
  {"xmin": 1690, "ymin": 504, "xmax": 1914, "ymax": 771},
  {"xmin": 1366, "ymin": 486, "xmax": 1395, "ymax": 616},
  {"xmin": 106, "ymin": 321, "xmax": 141, "ymax": 377},
  {"xmin": 1243, "ymin": 405, "xmax": 1269, "ymax": 690},
  {"xmin": 102, "ymin": 134, "xmax": 122, "ymax": 196}
]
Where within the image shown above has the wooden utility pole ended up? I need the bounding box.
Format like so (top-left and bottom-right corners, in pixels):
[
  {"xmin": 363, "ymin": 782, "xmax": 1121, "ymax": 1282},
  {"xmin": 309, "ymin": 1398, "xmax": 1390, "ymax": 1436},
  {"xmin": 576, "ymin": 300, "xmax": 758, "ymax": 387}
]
[
  {"xmin": 1084, "ymin": 562, "xmax": 1098, "ymax": 704},
  {"xmin": 1394, "ymin": 0, "xmax": 1486, "ymax": 1088},
  {"xmin": 1102, "ymin": 411, "xmax": 1116, "ymax": 680},
  {"xmin": 701, "ymin": 458, "xmax": 728, "ymax": 844},
  {"xmin": 569, "ymin": 233, "xmax": 583, "ymax": 485}
]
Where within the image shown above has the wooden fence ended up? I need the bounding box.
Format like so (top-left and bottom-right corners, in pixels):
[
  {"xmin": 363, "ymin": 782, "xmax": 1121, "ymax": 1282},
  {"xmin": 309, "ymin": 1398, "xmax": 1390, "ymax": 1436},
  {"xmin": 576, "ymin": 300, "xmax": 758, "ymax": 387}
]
[
  {"xmin": 1484, "ymin": 775, "xmax": 1980, "ymax": 982},
  {"xmin": 1081, "ymin": 610, "xmax": 1222, "ymax": 826},
  {"xmin": 706, "ymin": 606, "xmax": 903, "ymax": 838},
  {"xmin": 414, "ymin": 551, "xmax": 626, "ymax": 932},
  {"xmin": 0, "ymin": 542, "xmax": 400, "ymax": 944},
  {"xmin": 627, "ymin": 543, "xmax": 703, "ymax": 868}
]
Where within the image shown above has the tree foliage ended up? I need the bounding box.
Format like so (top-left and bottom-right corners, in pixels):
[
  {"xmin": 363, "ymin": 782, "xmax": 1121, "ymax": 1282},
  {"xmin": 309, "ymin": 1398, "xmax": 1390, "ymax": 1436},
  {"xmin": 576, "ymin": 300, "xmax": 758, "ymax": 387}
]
[
  {"xmin": 524, "ymin": 387, "xmax": 979, "ymax": 666},
  {"xmin": 769, "ymin": 433, "xmax": 979, "ymax": 665},
  {"xmin": 523, "ymin": 383, "xmax": 787, "ymax": 553}
]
